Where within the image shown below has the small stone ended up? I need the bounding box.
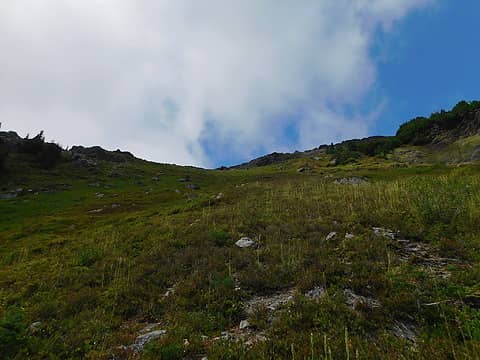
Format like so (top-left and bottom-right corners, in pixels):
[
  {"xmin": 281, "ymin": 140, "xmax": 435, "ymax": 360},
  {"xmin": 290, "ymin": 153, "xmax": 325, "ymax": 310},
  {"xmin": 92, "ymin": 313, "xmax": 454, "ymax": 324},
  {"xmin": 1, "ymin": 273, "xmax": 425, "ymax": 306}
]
[
  {"xmin": 372, "ymin": 227, "xmax": 396, "ymax": 240},
  {"xmin": 29, "ymin": 321, "xmax": 42, "ymax": 332},
  {"xmin": 216, "ymin": 193, "xmax": 224, "ymax": 200},
  {"xmin": 88, "ymin": 208, "xmax": 104, "ymax": 214},
  {"xmin": 345, "ymin": 233, "xmax": 354, "ymax": 239},
  {"xmin": 326, "ymin": 232, "xmax": 337, "ymax": 241},
  {"xmin": 95, "ymin": 192, "xmax": 105, "ymax": 198},
  {"xmin": 239, "ymin": 320, "xmax": 250, "ymax": 330},
  {"xmin": 235, "ymin": 237, "xmax": 256, "ymax": 248}
]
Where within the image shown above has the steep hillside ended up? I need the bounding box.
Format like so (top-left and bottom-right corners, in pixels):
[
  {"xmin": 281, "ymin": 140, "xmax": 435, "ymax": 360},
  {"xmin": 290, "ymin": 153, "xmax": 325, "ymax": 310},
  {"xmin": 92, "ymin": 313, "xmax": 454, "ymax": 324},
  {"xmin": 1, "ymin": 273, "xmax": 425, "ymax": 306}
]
[{"xmin": 1, "ymin": 103, "xmax": 480, "ymax": 359}]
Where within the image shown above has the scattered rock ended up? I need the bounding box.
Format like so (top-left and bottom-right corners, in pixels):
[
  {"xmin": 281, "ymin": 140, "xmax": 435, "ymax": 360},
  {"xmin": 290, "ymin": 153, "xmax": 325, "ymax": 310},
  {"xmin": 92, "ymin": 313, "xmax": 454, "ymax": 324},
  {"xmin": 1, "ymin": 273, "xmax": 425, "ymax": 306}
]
[
  {"xmin": 372, "ymin": 227, "xmax": 396, "ymax": 240},
  {"xmin": 111, "ymin": 204, "xmax": 120, "ymax": 209},
  {"xmin": 71, "ymin": 145, "xmax": 134, "ymax": 163},
  {"xmin": 174, "ymin": 189, "xmax": 182, "ymax": 194},
  {"xmin": 391, "ymin": 237, "xmax": 460, "ymax": 278},
  {"xmin": 334, "ymin": 177, "xmax": 368, "ymax": 185},
  {"xmin": 151, "ymin": 176, "xmax": 160, "ymax": 181},
  {"xmin": 244, "ymin": 289, "xmax": 295, "ymax": 315},
  {"xmin": 392, "ymin": 321, "xmax": 417, "ymax": 343},
  {"xmin": 305, "ymin": 286, "xmax": 326, "ymax": 300},
  {"xmin": 344, "ymin": 289, "xmax": 381, "ymax": 310},
  {"xmin": 178, "ymin": 176, "xmax": 191, "ymax": 182},
  {"xmin": 345, "ymin": 233, "xmax": 355, "ymax": 239},
  {"xmin": 139, "ymin": 323, "xmax": 163, "ymax": 334},
  {"xmin": 325, "ymin": 232, "xmax": 337, "ymax": 241},
  {"xmin": 95, "ymin": 192, "xmax": 105, "ymax": 198},
  {"xmin": 235, "ymin": 237, "xmax": 256, "ymax": 248},
  {"xmin": 215, "ymin": 193, "xmax": 224, "ymax": 200},
  {"xmin": 129, "ymin": 329, "xmax": 167, "ymax": 353}
]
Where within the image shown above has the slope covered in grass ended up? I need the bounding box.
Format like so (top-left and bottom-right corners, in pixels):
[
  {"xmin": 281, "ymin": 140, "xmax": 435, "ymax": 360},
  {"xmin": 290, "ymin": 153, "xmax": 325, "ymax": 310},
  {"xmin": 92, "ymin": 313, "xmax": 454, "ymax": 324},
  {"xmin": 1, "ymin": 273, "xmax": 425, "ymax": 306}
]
[{"xmin": 1, "ymin": 151, "xmax": 480, "ymax": 359}]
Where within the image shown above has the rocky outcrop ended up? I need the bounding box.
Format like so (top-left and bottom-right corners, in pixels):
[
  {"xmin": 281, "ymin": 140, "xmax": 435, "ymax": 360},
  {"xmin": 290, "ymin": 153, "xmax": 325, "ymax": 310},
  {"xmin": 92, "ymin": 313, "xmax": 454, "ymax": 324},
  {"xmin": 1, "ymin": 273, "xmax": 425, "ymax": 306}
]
[{"xmin": 70, "ymin": 146, "xmax": 135, "ymax": 164}]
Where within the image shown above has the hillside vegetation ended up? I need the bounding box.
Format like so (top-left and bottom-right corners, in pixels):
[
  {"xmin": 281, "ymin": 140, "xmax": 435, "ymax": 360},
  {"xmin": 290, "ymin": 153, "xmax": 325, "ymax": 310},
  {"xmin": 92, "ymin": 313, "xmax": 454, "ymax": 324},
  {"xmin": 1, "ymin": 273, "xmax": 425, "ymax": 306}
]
[{"xmin": 1, "ymin": 102, "xmax": 480, "ymax": 359}]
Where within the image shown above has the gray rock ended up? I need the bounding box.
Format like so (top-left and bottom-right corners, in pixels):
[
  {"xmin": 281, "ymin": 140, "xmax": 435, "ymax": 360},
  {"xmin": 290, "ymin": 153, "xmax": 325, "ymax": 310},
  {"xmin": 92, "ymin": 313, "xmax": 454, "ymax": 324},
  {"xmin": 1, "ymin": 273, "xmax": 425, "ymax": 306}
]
[
  {"xmin": 95, "ymin": 192, "xmax": 105, "ymax": 198},
  {"xmin": 244, "ymin": 289, "xmax": 295, "ymax": 314},
  {"xmin": 392, "ymin": 321, "xmax": 416, "ymax": 342},
  {"xmin": 29, "ymin": 321, "xmax": 42, "ymax": 333},
  {"xmin": 334, "ymin": 177, "xmax": 368, "ymax": 185},
  {"xmin": 345, "ymin": 233, "xmax": 355, "ymax": 239},
  {"xmin": 344, "ymin": 289, "xmax": 380, "ymax": 310},
  {"xmin": 305, "ymin": 286, "xmax": 326, "ymax": 299},
  {"xmin": 297, "ymin": 166, "xmax": 312, "ymax": 173},
  {"xmin": 239, "ymin": 320, "xmax": 250, "ymax": 330},
  {"xmin": 372, "ymin": 227, "xmax": 396, "ymax": 240},
  {"xmin": 235, "ymin": 237, "xmax": 256, "ymax": 248},
  {"xmin": 130, "ymin": 329, "xmax": 166, "ymax": 352},
  {"xmin": 326, "ymin": 232, "xmax": 337, "ymax": 241}
]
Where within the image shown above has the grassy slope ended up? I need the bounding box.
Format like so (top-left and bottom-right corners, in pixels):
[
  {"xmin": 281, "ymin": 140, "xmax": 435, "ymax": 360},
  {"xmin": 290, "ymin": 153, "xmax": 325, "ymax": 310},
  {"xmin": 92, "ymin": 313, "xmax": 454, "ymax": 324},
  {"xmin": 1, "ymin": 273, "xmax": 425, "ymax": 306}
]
[{"xmin": 1, "ymin": 152, "xmax": 480, "ymax": 359}]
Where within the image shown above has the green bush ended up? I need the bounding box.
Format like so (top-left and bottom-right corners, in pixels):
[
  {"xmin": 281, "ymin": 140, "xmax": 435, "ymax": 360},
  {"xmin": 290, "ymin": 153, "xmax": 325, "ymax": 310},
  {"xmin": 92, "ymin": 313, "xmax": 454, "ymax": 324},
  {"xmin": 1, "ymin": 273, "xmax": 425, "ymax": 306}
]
[
  {"xmin": 396, "ymin": 100, "xmax": 480, "ymax": 144},
  {"xmin": 211, "ymin": 230, "xmax": 231, "ymax": 247},
  {"xmin": 145, "ymin": 341, "xmax": 184, "ymax": 360},
  {"xmin": 396, "ymin": 116, "xmax": 431, "ymax": 145},
  {"xmin": 18, "ymin": 131, "xmax": 62, "ymax": 169}
]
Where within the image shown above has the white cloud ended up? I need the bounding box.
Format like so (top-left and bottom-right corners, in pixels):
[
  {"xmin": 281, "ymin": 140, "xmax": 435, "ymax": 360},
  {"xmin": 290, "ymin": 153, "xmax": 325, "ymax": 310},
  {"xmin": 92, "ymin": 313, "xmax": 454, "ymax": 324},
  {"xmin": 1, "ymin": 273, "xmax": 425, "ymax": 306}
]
[{"xmin": 0, "ymin": 0, "xmax": 434, "ymax": 167}]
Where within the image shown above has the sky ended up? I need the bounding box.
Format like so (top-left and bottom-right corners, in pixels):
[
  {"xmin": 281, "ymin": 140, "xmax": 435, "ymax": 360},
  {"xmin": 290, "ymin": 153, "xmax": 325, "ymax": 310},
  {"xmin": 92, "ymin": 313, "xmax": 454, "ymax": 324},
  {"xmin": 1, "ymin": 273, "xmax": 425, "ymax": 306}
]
[{"xmin": 1, "ymin": 0, "xmax": 479, "ymax": 168}]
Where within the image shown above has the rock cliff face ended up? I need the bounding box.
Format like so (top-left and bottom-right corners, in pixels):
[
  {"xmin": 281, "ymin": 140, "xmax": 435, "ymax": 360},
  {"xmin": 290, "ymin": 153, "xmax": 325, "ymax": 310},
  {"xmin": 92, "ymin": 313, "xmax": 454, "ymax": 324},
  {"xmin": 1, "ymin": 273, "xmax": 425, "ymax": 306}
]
[
  {"xmin": 0, "ymin": 131, "xmax": 23, "ymax": 151},
  {"xmin": 70, "ymin": 146, "xmax": 135, "ymax": 163},
  {"xmin": 426, "ymin": 109, "xmax": 480, "ymax": 144}
]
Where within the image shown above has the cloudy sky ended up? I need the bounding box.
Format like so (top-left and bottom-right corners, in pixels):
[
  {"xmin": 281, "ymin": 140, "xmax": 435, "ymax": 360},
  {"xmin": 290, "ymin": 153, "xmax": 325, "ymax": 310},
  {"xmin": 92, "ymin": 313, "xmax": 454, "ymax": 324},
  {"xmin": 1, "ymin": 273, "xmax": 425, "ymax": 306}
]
[{"xmin": 1, "ymin": 1, "xmax": 479, "ymax": 167}]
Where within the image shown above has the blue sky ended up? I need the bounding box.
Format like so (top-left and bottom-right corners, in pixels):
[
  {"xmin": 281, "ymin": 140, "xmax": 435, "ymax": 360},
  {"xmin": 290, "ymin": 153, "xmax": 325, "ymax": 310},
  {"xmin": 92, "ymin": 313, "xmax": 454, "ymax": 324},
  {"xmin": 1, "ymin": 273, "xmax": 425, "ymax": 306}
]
[
  {"xmin": 1, "ymin": 1, "xmax": 479, "ymax": 168},
  {"xmin": 371, "ymin": 0, "xmax": 480, "ymax": 136}
]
